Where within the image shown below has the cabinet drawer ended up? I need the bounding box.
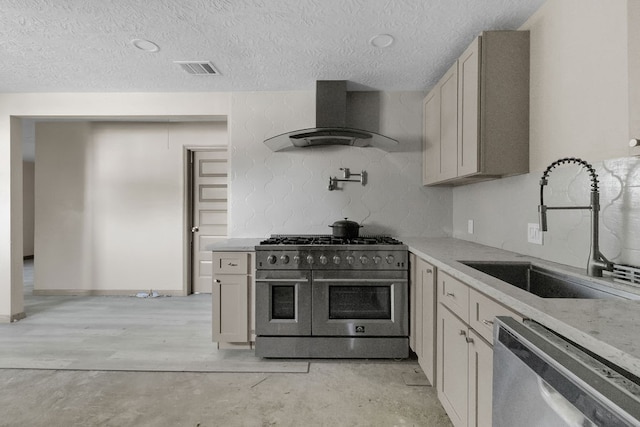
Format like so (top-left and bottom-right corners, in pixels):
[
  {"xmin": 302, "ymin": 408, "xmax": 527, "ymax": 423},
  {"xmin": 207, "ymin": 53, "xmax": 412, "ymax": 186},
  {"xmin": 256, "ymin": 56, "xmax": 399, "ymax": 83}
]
[
  {"xmin": 469, "ymin": 288, "xmax": 522, "ymax": 344},
  {"xmin": 213, "ymin": 252, "xmax": 249, "ymax": 275},
  {"xmin": 438, "ymin": 271, "xmax": 469, "ymax": 323}
]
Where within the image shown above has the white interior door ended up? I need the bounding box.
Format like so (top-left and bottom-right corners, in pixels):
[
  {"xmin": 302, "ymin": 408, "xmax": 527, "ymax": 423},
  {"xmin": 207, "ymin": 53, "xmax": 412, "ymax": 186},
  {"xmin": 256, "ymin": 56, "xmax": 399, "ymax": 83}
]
[{"xmin": 192, "ymin": 149, "xmax": 228, "ymax": 293}]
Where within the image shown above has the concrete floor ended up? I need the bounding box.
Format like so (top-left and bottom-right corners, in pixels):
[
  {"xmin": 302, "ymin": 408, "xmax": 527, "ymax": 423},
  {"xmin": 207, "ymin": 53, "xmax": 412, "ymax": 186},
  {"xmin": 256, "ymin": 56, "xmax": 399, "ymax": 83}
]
[{"xmin": 0, "ymin": 261, "xmax": 452, "ymax": 426}]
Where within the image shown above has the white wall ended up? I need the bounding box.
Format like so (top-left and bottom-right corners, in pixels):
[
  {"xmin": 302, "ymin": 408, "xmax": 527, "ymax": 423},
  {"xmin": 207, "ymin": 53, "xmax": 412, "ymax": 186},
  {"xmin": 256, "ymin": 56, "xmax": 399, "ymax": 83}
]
[
  {"xmin": 35, "ymin": 122, "xmax": 92, "ymax": 291},
  {"xmin": 22, "ymin": 161, "xmax": 34, "ymax": 257},
  {"xmin": 452, "ymin": 0, "xmax": 640, "ymax": 270},
  {"xmin": 230, "ymin": 91, "xmax": 453, "ymax": 237},
  {"xmin": 525, "ymin": 0, "xmax": 629, "ymax": 169},
  {"xmin": 35, "ymin": 121, "xmax": 227, "ymax": 294}
]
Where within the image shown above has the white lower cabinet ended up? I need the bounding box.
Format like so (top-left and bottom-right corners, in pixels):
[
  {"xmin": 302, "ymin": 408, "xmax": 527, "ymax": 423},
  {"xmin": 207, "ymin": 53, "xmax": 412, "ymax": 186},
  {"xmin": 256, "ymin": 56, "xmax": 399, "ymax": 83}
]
[
  {"xmin": 436, "ymin": 271, "xmax": 522, "ymax": 427},
  {"xmin": 468, "ymin": 329, "xmax": 493, "ymax": 427},
  {"xmin": 409, "ymin": 253, "xmax": 437, "ymax": 385},
  {"xmin": 438, "ymin": 304, "xmax": 470, "ymax": 427},
  {"xmin": 212, "ymin": 251, "xmax": 255, "ymax": 349}
]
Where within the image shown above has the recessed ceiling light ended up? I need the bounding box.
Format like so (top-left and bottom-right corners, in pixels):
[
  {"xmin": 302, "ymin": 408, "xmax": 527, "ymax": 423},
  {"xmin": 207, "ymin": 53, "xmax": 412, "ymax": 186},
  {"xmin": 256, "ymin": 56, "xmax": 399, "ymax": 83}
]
[
  {"xmin": 131, "ymin": 38, "xmax": 160, "ymax": 53},
  {"xmin": 369, "ymin": 34, "xmax": 394, "ymax": 48}
]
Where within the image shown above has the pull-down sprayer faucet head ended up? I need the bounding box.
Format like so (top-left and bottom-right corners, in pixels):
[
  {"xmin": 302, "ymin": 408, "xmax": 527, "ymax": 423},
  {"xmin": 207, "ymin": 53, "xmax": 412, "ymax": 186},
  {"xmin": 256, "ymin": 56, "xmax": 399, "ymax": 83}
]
[
  {"xmin": 538, "ymin": 176, "xmax": 550, "ymax": 231},
  {"xmin": 538, "ymin": 204, "xmax": 548, "ymax": 232}
]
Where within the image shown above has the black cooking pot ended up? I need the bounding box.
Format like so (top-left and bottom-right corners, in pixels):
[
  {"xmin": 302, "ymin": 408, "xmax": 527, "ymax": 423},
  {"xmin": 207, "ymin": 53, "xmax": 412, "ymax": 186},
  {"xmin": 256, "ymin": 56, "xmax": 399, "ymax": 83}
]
[{"xmin": 329, "ymin": 218, "xmax": 362, "ymax": 238}]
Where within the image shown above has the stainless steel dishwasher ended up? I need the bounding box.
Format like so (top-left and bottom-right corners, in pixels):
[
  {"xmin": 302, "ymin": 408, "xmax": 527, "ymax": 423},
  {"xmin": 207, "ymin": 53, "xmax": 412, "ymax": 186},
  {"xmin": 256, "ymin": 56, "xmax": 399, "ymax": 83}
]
[{"xmin": 493, "ymin": 317, "xmax": 640, "ymax": 427}]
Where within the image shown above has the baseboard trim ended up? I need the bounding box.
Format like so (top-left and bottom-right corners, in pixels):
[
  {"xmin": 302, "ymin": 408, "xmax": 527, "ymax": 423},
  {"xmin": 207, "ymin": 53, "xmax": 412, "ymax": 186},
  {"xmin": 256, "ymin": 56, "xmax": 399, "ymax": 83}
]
[
  {"xmin": 32, "ymin": 289, "xmax": 188, "ymax": 297},
  {"xmin": 0, "ymin": 312, "xmax": 27, "ymax": 323}
]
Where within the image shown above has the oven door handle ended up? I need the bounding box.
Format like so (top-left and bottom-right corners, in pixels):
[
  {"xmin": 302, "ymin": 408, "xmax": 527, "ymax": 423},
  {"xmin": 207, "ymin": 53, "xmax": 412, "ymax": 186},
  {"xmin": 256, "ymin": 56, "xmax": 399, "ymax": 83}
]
[
  {"xmin": 313, "ymin": 278, "xmax": 407, "ymax": 283},
  {"xmin": 255, "ymin": 278, "xmax": 309, "ymax": 283}
]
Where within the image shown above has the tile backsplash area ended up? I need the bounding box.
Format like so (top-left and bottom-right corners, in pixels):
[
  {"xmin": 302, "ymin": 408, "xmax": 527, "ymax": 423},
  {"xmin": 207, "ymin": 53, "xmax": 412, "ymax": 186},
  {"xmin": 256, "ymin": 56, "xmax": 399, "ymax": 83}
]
[
  {"xmin": 229, "ymin": 90, "xmax": 453, "ymax": 238},
  {"xmin": 453, "ymin": 156, "xmax": 640, "ymax": 270}
]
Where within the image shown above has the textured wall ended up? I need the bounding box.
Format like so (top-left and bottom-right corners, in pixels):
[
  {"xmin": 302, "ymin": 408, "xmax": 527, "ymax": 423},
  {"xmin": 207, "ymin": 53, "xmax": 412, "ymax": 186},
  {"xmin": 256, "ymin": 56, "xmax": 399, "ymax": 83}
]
[
  {"xmin": 229, "ymin": 90, "xmax": 453, "ymax": 238},
  {"xmin": 453, "ymin": 157, "xmax": 640, "ymax": 269}
]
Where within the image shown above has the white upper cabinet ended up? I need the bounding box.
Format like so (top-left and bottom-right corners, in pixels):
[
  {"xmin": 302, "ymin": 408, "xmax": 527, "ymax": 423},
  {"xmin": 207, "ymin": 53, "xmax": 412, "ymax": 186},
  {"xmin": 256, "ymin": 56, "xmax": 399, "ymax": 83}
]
[{"xmin": 423, "ymin": 31, "xmax": 530, "ymax": 186}]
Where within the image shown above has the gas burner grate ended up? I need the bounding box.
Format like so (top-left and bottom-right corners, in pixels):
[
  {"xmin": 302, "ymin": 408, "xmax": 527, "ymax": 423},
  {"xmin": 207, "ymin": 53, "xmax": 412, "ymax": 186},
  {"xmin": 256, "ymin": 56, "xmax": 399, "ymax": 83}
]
[{"xmin": 259, "ymin": 234, "xmax": 403, "ymax": 246}]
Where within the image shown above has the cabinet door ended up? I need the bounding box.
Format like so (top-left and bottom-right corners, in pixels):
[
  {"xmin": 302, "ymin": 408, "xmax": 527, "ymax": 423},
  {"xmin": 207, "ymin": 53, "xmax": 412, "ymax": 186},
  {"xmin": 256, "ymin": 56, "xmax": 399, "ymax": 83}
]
[
  {"xmin": 437, "ymin": 305, "xmax": 469, "ymax": 427},
  {"xmin": 440, "ymin": 63, "xmax": 459, "ymax": 181},
  {"xmin": 423, "ymin": 90, "xmax": 442, "ymax": 185},
  {"xmin": 410, "ymin": 254, "xmax": 423, "ymax": 357},
  {"xmin": 212, "ymin": 274, "xmax": 249, "ymax": 342},
  {"xmin": 468, "ymin": 330, "xmax": 493, "ymax": 427},
  {"xmin": 418, "ymin": 258, "xmax": 436, "ymax": 385},
  {"xmin": 458, "ymin": 37, "xmax": 480, "ymax": 177},
  {"xmin": 629, "ymin": 0, "xmax": 640, "ymax": 156}
]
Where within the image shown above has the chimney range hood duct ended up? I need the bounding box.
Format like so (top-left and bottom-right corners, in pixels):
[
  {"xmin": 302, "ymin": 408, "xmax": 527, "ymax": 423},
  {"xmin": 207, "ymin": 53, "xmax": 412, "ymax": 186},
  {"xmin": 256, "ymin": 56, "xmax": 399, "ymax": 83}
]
[{"xmin": 263, "ymin": 81, "xmax": 399, "ymax": 152}]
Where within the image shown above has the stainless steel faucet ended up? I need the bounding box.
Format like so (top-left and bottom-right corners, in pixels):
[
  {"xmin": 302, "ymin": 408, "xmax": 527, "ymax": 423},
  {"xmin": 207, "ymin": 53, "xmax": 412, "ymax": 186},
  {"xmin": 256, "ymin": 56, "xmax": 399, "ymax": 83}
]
[{"xmin": 538, "ymin": 157, "xmax": 613, "ymax": 277}]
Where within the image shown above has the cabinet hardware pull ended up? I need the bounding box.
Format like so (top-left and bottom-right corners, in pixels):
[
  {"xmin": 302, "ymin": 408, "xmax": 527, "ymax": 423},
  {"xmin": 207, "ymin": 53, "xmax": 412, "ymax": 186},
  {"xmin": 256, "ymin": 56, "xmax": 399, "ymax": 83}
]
[
  {"xmin": 228, "ymin": 262, "xmax": 238, "ymax": 267},
  {"xmin": 426, "ymin": 269, "xmax": 433, "ymax": 273},
  {"xmin": 213, "ymin": 280, "xmax": 221, "ymax": 283},
  {"xmin": 466, "ymin": 337, "xmax": 474, "ymax": 344},
  {"xmin": 482, "ymin": 319, "xmax": 494, "ymax": 326},
  {"xmin": 459, "ymin": 330, "xmax": 467, "ymax": 336},
  {"xmin": 446, "ymin": 292, "xmax": 455, "ymax": 297}
]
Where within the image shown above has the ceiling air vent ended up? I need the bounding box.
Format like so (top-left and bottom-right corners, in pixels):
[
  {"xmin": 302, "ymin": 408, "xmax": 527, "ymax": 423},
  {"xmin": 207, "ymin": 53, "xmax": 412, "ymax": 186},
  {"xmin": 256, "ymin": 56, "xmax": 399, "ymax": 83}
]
[{"xmin": 174, "ymin": 61, "xmax": 220, "ymax": 75}]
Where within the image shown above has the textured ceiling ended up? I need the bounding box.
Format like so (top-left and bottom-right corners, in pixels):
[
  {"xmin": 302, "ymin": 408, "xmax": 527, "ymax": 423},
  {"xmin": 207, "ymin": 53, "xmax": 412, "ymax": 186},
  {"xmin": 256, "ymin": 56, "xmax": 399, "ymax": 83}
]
[{"xmin": 1, "ymin": 0, "xmax": 545, "ymax": 93}]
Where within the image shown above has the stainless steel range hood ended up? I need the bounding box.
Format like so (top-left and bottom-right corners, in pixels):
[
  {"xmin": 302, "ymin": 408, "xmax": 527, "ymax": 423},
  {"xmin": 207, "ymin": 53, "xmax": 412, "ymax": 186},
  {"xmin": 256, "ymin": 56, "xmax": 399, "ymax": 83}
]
[{"xmin": 264, "ymin": 81, "xmax": 399, "ymax": 152}]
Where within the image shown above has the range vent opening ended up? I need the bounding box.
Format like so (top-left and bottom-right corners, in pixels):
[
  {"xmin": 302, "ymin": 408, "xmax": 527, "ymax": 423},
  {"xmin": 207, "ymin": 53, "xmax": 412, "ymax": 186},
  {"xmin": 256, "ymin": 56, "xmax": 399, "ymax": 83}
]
[{"xmin": 174, "ymin": 61, "xmax": 220, "ymax": 75}]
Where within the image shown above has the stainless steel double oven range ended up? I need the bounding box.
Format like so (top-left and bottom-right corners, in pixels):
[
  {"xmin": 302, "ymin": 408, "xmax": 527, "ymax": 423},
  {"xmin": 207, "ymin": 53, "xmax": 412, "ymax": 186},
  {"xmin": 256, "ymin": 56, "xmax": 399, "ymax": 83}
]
[{"xmin": 255, "ymin": 235, "xmax": 409, "ymax": 358}]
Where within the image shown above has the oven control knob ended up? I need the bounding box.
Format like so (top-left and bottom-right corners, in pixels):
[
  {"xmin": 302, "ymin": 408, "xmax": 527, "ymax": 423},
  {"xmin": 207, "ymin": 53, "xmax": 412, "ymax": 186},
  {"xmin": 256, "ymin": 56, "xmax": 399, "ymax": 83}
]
[
  {"xmin": 293, "ymin": 255, "xmax": 301, "ymax": 265},
  {"xmin": 346, "ymin": 255, "xmax": 355, "ymax": 265},
  {"xmin": 373, "ymin": 256, "xmax": 382, "ymax": 265},
  {"xmin": 333, "ymin": 255, "xmax": 341, "ymax": 265},
  {"xmin": 319, "ymin": 255, "xmax": 328, "ymax": 265},
  {"xmin": 280, "ymin": 255, "xmax": 290, "ymax": 264},
  {"xmin": 267, "ymin": 255, "xmax": 277, "ymax": 265},
  {"xmin": 359, "ymin": 255, "xmax": 369, "ymax": 265},
  {"xmin": 306, "ymin": 255, "xmax": 314, "ymax": 265},
  {"xmin": 386, "ymin": 255, "xmax": 395, "ymax": 264}
]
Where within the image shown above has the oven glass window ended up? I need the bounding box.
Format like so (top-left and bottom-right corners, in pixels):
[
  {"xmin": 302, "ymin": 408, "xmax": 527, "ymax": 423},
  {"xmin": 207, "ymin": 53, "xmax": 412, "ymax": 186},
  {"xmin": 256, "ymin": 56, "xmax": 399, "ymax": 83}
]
[
  {"xmin": 329, "ymin": 286, "xmax": 391, "ymax": 319},
  {"xmin": 271, "ymin": 286, "xmax": 295, "ymax": 319}
]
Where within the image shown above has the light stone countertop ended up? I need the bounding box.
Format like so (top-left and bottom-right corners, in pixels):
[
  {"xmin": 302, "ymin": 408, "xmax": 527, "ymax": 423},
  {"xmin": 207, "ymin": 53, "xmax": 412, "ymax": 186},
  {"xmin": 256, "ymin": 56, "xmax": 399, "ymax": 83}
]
[
  {"xmin": 401, "ymin": 237, "xmax": 640, "ymax": 378},
  {"xmin": 205, "ymin": 238, "xmax": 264, "ymax": 252}
]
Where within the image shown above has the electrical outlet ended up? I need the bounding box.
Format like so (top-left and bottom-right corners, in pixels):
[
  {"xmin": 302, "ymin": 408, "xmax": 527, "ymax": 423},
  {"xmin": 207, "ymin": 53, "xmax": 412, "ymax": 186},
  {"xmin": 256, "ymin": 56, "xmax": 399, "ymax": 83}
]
[
  {"xmin": 468, "ymin": 220, "xmax": 474, "ymax": 234},
  {"xmin": 527, "ymin": 223, "xmax": 543, "ymax": 245}
]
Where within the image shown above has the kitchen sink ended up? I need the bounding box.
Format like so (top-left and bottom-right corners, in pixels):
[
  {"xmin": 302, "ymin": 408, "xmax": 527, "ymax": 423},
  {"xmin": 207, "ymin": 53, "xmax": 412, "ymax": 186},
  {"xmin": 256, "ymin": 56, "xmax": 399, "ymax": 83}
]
[{"xmin": 460, "ymin": 261, "xmax": 640, "ymax": 300}]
